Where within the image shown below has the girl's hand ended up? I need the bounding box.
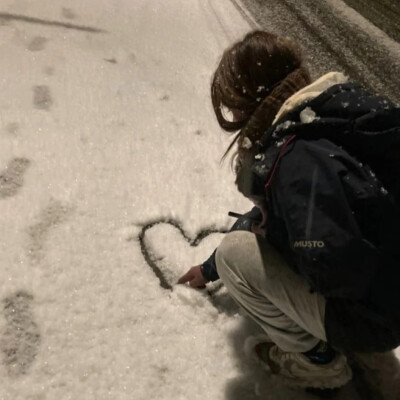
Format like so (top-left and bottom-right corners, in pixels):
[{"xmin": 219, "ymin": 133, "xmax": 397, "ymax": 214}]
[{"xmin": 178, "ymin": 265, "xmax": 209, "ymax": 288}]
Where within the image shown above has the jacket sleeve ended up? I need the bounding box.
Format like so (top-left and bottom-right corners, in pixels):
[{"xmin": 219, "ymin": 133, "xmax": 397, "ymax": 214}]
[
  {"xmin": 270, "ymin": 139, "xmax": 392, "ymax": 301},
  {"xmin": 201, "ymin": 207, "xmax": 262, "ymax": 282}
]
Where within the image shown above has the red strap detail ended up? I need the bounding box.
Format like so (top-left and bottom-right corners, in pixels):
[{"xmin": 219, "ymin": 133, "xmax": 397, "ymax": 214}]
[{"xmin": 264, "ymin": 134, "xmax": 297, "ymax": 195}]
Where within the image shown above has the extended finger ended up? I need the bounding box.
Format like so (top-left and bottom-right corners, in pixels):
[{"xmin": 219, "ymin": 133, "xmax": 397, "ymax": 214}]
[
  {"xmin": 189, "ymin": 281, "xmax": 205, "ymax": 289},
  {"xmin": 177, "ymin": 270, "xmax": 193, "ymax": 284},
  {"xmin": 188, "ymin": 275, "xmax": 205, "ymax": 289}
]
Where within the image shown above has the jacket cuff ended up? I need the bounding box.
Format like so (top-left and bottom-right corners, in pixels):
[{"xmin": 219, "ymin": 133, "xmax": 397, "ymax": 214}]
[{"xmin": 201, "ymin": 250, "xmax": 219, "ymax": 282}]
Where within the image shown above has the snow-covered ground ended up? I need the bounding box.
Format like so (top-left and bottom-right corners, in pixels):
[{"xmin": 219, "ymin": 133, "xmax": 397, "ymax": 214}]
[{"xmin": 0, "ymin": 1, "xmax": 398, "ymax": 399}]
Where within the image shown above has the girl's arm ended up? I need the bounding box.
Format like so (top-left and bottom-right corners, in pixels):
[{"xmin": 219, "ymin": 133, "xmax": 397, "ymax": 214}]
[{"xmin": 199, "ymin": 207, "xmax": 262, "ymax": 282}]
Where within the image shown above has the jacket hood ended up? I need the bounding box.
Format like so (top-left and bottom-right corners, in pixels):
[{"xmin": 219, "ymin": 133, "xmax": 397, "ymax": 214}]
[{"xmin": 273, "ymin": 71, "xmax": 348, "ymax": 123}]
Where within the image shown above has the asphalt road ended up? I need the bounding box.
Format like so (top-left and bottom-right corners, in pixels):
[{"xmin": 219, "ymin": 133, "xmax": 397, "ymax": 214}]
[{"xmin": 231, "ymin": 0, "xmax": 400, "ymax": 104}]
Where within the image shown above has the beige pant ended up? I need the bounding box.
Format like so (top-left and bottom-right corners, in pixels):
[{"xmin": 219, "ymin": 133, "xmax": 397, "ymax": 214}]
[{"xmin": 216, "ymin": 231, "xmax": 327, "ymax": 352}]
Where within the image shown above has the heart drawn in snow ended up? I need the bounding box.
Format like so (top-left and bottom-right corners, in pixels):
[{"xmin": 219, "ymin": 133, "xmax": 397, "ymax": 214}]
[{"xmin": 138, "ymin": 219, "xmax": 227, "ymax": 290}]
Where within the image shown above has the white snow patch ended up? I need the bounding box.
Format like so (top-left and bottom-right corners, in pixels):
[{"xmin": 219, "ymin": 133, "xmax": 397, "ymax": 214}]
[
  {"xmin": 380, "ymin": 187, "xmax": 388, "ymax": 195},
  {"xmin": 276, "ymin": 139, "xmax": 286, "ymax": 148},
  {"xmin": 300, "ymin": 107, "xmax": 320, "ymax": 123},
  {"xmin": 274, "ymin": 120, "xmax": 294, "ymax": 136},
  {"xmin": 254, "ymin": 164, "xmax": 268, "ymax": 174},
  {"xmin": 242, "ymin": 137, "xmax": 253, "ymax": 149}
]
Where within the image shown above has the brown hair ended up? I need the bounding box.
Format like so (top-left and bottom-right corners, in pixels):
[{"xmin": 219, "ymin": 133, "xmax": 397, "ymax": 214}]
[{"xmin": 211, "ymin": 31, "xmax": 311, "ymax": 169}]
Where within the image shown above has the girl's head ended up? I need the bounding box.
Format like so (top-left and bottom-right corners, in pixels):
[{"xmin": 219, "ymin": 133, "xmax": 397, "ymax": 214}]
[{"xmin": 211, "ymin": 31, "xmax": 311, "ymax": 195}]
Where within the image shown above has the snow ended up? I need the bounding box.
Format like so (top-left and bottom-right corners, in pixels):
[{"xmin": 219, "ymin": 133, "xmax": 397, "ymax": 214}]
[
  {"xmin": 274, "ymin": 120, "xmax": 294, "ymax": 136},
  {"xmin": 276, "ymin": 139, "xmax": 286, "ymax": 148},
  {"xmin": 299, "ymin": 107, "xmax": 320, "ymax": 123},
  {"xmin": 0, "ymin": 0, "xmax": 398, "ymax": 399},
  {"xmin": 241, "ymin": 137, "xmax": 253, "ymax": 149},
  {"xmin": 0, "ymin": 1, "xmax": 254, "ymax": 399}
]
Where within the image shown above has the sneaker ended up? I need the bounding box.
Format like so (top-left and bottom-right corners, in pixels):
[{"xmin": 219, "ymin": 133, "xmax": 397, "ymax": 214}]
[
  {"xmin": 303, "ymin": 341, "xmax": 337, "ymax": 365},
  {"xmin": 254, "ymin": 342, "xmax": 353, "ymax": 389},
  {"xmin": 244, "ymin": 334, "xmax": 272, "ymax": 359}
]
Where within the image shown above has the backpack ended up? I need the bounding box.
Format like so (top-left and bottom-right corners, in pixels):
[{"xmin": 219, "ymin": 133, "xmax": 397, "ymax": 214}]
[
  {"xmin": 255, "ymin": 82, "xmax": 400, "ymax": 257},
  {"xmin": 251, "ymin": 82, "xmax": 400, "ymax": 317}
]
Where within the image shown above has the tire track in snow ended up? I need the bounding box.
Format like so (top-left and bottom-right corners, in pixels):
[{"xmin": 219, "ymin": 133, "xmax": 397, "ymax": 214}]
[
  {"xmin": 341, "ymin": 0, "xmax": 400, "ymax": 43},
  {"xmin": 228, "ymin": 0, "xmax": 259, "ymax": 29},
  {"xmin": 0, "ymin": 12, "xmax": 106, "ymax": 33},
  {"xmin": 197, "ymin": 0, "xmax": 232, "ymax": 49}
]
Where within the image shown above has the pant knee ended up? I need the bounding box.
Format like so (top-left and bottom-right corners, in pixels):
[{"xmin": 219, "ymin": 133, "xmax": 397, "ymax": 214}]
[{"xmin": 216, "ymin": 231, "xmax": 255, "ymax": 280}]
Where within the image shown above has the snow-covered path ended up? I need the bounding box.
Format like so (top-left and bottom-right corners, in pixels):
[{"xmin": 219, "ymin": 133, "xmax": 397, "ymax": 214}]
[
  {"xmin": 0, "ymin": 1, "xmax": 398, "ymax": 399},
  {"xmin": 0, "ymin": 1, "xmax": 255, "ymax": 399}
]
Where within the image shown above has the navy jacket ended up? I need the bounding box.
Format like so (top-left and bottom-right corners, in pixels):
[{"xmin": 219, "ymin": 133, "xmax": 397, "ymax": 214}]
[{"xmin": 203, "ymin": 83, "xmax": 400, "ymax": 352}]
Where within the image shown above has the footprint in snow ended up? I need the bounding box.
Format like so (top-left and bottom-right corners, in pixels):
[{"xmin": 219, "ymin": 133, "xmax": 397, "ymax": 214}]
[
  {"xmin": 27, "ymin": 36, "xmax": 48, "ymax": 52},
  {"xmin": 27, "ymin": 200, "xmax": 72, "ymax": 263},
  {"xmin": 1, "ymin": 291, "xmax": 40, "ymax": 377},
  {"xmin": 33, "ymin": 85, "xmax": 53, "ymax": 111},
  {"xmin": 5, "ymin": 122, "xmax": 19, "ymax": 135},
  {"xmin": 0, "ymin": 158, "xmax": 30, "ymax": 199},
  {"xmin": 61, "ymin": 7, "xmax": 77, "ymax": 20}
]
